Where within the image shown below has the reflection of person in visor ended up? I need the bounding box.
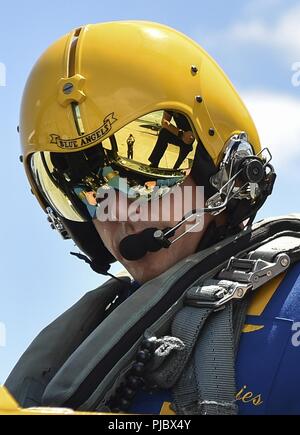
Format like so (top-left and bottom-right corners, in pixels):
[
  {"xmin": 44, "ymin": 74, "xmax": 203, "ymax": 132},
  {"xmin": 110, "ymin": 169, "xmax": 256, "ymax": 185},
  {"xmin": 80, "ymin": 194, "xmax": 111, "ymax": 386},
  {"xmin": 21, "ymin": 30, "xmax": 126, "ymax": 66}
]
[
  {"xmin": 148, "ymin": 111, "xmax": 195, "ymax": 169},
  {"xmin": 126, "ymin": 134, "xmax": 135, "ymax": 159},
  {"xmin": 5, "ymin": 21, "xmax": 300, "ymax": 418}
]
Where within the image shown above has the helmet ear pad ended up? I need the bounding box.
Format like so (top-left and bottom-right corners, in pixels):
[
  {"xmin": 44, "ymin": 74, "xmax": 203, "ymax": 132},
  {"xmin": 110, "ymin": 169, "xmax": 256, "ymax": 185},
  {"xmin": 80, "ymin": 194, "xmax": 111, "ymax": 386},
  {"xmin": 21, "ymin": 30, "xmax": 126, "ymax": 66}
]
[{"xmin": 60, "ymin": 217, "xmax": 116, "ymax": 273}]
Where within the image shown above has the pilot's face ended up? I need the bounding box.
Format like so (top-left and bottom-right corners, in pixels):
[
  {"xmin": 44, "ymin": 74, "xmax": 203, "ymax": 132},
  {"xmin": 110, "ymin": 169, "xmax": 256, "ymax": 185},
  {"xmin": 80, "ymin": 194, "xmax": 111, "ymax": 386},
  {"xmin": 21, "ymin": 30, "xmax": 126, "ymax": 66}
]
[{"xmin": 93, "ymin": 175, "xmax": 213, "ymax": 283}]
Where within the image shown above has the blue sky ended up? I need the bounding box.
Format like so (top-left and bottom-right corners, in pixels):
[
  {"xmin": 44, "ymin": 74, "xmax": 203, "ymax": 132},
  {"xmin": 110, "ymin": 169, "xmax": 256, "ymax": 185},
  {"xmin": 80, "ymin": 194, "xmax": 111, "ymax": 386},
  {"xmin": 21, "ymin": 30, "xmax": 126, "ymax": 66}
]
[{"xmin": 0, "ymin": 0, "xmax": 300, "ymax": 384}]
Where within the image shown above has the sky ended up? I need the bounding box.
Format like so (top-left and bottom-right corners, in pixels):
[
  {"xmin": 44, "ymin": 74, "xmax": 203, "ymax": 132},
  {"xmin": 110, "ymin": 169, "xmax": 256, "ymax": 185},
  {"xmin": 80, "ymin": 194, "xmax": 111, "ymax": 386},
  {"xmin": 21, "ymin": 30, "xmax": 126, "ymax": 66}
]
[{"xmin": 0, "ymin": 0, "xmax": 300, "ymax": 384}]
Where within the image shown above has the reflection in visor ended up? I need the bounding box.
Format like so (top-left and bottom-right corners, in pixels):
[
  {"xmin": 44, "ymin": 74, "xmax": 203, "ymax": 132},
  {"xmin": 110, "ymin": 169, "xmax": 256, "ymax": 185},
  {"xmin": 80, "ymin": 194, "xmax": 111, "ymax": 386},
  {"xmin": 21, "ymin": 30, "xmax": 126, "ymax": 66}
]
[
  {"xmin": 102, "ymin": 110, "xmax": 196, "ymax": 171},
  {"xmin": 30, "ymin": 110, "xmax": 197, "ymax": 222},
  {"xmin": 74, "ymin": 187, "xmax": 98, "ymax": 218}
]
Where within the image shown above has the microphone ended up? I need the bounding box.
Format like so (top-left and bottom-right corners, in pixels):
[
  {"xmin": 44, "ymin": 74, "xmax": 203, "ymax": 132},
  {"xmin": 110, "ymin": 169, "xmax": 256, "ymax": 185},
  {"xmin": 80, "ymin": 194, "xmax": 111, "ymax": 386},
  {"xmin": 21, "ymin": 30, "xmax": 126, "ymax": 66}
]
[
  {"xmin": 118, "ymin": 202, "xmax": 226, "ymax": 261},
  {"xmin": 119, "ymin": 227, "xmax": 174, "ymax": 261},
  {"xmin": 117, "ymin": 151, "xmax": 271, "ymax": 262}
]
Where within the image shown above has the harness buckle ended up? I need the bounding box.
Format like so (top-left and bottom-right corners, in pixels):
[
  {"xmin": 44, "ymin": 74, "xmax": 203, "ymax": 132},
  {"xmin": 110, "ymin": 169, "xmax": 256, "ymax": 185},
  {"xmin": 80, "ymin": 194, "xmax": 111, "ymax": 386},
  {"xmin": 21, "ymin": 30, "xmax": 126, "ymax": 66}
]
[
  {"xmin": 218, "ymin": 253, "xmax": 290, "ymax": 289},
  {"xmin": 185, "ymin": 253, "xmax": 290, "ymax": 311},
  {"xmin": 185, "ymin": 282, "xmax": 253, "ymax": 311}
]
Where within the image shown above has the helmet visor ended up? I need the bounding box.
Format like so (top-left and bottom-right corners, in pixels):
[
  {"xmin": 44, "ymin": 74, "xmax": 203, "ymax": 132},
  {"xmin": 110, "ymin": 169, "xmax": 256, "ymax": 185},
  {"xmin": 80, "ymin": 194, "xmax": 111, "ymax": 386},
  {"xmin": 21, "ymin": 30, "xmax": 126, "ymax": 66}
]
[{"xmin": 30, "ymin": 110, "xmax": 198, "ymax": 222}]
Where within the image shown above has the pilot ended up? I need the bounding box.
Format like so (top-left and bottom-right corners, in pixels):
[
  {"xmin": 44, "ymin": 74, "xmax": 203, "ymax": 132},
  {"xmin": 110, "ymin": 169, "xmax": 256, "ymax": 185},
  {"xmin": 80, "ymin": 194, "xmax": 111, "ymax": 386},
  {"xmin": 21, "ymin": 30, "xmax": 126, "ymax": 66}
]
[{"xmin": 5, "ymin": 21, "xmax": 300, "ymax": 416}]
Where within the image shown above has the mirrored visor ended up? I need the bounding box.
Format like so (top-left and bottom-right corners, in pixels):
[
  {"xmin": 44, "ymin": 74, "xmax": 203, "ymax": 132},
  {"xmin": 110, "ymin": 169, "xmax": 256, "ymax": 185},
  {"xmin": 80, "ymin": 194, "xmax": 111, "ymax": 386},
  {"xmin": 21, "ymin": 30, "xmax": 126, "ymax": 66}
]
[{"xmin": 30, "ymin": 110, "xmax": 198, "ymax": 222}]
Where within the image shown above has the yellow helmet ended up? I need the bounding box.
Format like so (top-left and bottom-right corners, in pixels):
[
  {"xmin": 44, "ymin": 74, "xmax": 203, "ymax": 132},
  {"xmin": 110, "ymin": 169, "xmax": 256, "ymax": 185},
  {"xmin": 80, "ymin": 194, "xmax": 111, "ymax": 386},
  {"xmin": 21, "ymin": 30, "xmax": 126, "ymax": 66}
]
[{"xmin": 19, "ymin": 21, "xmax": 276, "ymax": 273}]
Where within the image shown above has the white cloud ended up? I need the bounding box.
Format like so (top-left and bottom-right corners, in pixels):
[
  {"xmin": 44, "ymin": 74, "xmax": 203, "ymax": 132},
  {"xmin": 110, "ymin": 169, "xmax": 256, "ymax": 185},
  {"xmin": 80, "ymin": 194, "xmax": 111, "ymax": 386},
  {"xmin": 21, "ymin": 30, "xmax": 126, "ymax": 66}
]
[
  {"xmin": 230, "ymin": 4, "xmax": 300, "ymax": 60},
  {"xmin": 241, "ymin": 90, "xmax": 300, "ymax": 168}
]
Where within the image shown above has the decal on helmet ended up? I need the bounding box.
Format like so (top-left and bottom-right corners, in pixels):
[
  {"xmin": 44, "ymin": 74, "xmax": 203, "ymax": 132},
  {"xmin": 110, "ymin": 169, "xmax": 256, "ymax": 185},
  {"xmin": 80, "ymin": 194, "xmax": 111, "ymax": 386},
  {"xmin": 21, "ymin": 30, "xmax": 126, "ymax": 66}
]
[{"xmin": 50, "ymin": 113, "xmax": 117, "ymax": 149}]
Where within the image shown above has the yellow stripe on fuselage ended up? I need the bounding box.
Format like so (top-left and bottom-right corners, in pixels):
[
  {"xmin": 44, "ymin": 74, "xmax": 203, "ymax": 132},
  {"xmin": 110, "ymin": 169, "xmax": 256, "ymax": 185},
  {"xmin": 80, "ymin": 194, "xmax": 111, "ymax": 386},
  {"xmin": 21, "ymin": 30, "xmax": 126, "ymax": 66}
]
[
  {"xmin": 246, "ymin": 273, "xmax": 286, "ymax": 317},
  {"xmin": 241, "ymin": 272, "xmax": 286, "ymax": 335}
]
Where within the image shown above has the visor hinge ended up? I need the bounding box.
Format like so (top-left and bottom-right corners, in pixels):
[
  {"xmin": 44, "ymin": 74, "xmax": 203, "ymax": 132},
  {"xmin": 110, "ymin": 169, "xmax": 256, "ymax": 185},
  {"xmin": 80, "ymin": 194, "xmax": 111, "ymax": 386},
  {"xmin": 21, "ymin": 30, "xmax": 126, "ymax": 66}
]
[{"xmin": 46, "ymin": 207, "xmax": 71, "ymax": 240}]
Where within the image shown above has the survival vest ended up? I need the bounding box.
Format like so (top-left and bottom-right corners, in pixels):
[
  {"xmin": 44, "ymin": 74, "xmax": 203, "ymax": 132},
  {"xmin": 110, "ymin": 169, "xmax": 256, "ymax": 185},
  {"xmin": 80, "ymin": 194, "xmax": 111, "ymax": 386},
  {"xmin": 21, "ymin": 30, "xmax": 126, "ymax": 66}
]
[{"xmin": 5, "ymin": 215, "xmax": 300, "ymax": 414}]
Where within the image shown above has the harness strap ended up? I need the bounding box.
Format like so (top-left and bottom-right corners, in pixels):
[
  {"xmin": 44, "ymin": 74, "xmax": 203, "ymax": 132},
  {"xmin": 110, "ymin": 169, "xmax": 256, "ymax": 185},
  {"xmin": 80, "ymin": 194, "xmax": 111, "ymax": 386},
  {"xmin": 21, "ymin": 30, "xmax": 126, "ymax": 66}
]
[
  {"xmin": 172, "ymin": 302, "xmax": 238, "ymax": 414},
  {"xmin": 149, "ymin": 249, "xmax": 292, "ymax": 415},
  {"xmin": 147, "ymin": 307, "xmax": 212, "ymax": 389},
  {"xmin": 146, "ymin": 281, "xmax": 245, "ymax": 414},
  {"xmin": 193, "ymin": 302, "xmax": 237, "ymax": 415},
  {"xmin": 172, "ymin": 297, "xmax": 249, "ymax": 415}
]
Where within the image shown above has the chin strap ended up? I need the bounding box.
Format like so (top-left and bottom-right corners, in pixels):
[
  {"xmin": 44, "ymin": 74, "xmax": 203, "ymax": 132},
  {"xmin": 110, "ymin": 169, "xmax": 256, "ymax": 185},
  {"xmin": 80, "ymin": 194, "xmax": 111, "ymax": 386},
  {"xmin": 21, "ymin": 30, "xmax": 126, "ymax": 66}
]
[
  {"xmin": 70, "ymin": 252, "xmax": 132, "ymax": 286},
  {"xmin": 70, "ymin": 252, "xmax": 110, "ymax": 275},
  {"xmin": 69, "ymin": 252, "xmax": 115, "ymax": 278}
]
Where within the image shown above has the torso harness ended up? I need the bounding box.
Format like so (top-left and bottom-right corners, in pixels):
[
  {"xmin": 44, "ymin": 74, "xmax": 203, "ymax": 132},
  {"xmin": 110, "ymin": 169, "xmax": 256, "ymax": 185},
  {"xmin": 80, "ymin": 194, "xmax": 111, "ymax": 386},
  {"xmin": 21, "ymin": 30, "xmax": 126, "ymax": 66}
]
[{"xmin": 6, "ymin": 215, "xmax": 300, "ymax": 415}]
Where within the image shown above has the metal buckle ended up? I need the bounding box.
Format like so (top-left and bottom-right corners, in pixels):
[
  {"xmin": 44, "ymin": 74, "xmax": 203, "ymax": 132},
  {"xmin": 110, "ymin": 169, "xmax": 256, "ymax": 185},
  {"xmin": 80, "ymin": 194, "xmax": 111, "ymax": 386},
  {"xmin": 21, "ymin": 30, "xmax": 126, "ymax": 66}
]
[
  {"xmin": 185, "ymin": 282, "xmax": 253, "ymax": 311},
  {"xmin": 218, "ymin": 253, "xmax": 290, "ymax": 289},
  {"xmin": 46, "ymin": 207, "xmax": 71, "ymax": 240},
  {"xmin": 185, "ymin": 252, "xmax": 290, "ymax": 311}
]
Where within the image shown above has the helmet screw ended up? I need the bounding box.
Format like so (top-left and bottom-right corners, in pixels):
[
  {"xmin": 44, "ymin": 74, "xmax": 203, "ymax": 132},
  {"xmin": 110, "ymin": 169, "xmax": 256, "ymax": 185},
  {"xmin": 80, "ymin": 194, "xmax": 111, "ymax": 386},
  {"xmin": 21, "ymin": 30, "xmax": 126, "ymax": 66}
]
[
  {"xmin": 209, "ymin": 128, "xmax": 215, "ymax": 136},
  {"xmin": 19, "ymin": 155, "xmax": 24, "ymax": 163},
  {"xmin": 17, "ymin": 126, "xmax": 20, "ymax": 133},
  {"xmin": 237, "ymin": 288, "xmax": 245, "ymax": 298},
  {"xmin": 280, "ymin": 257, "xmax": 290, "ymax": 268},
  {"xmin": 63, "ymin": 82, "xmax": 74, "ymax": 95},
  {"xmin": 195, "ymin": 96, "xmax": 203, "ymax": 103},
  {"xmin": 191, "ymin": 65, "xmax": 199, "ymax": 75}
]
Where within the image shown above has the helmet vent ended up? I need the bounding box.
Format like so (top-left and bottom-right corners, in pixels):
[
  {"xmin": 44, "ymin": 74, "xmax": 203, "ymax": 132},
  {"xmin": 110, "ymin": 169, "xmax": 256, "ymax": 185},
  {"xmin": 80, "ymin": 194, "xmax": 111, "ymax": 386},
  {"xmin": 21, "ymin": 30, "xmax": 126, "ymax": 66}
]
[
  {"xmin": 68, "ymin": 27, "xmax": 82, "ymax": 78},
  {"xmin": 67, "ymin": 27, "xmax": 85, "ymax": 136}
]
